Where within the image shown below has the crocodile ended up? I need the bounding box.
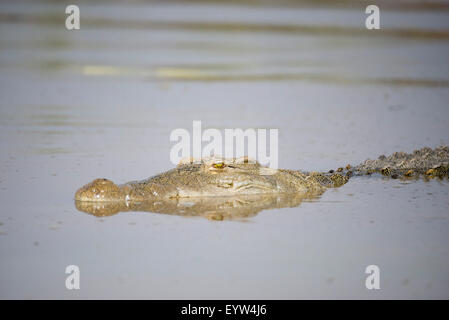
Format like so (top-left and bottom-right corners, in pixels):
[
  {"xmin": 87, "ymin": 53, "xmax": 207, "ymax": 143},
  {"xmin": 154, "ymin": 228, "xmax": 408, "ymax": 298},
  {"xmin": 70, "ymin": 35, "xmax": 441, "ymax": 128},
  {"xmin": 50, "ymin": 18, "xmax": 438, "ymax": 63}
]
[{"xmin": 74, "ymin": 146, "xmax": 449, "ymax": 219}]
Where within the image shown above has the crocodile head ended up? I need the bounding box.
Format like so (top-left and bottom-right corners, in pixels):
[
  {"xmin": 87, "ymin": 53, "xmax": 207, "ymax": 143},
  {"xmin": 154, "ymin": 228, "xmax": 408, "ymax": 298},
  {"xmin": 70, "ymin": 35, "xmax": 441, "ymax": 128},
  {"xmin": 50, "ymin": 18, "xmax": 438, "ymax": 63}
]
[
  {"xmin": 74, "ymin": 157, "xmax": 324, "ymax": 219},
  {"xmin": 74, "ymin": 156, "xmax": 333, "ymax": 202}
]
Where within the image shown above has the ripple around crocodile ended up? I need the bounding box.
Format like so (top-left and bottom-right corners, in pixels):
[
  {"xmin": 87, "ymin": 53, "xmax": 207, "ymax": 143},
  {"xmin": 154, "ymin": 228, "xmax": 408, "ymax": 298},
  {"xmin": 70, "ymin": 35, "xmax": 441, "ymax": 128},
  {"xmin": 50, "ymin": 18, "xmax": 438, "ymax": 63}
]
[{"xmin": 74, "ymin": 146, "xmax": 449, "ymax": 219}]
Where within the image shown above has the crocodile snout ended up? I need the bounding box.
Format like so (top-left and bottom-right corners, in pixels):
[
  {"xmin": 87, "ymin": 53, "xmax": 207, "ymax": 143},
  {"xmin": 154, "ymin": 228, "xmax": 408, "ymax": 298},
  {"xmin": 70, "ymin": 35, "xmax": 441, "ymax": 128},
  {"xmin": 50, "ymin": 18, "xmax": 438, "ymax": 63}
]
[{"xmin": 75, "ymin": 178, "xmax": 124, "ymax": 202}]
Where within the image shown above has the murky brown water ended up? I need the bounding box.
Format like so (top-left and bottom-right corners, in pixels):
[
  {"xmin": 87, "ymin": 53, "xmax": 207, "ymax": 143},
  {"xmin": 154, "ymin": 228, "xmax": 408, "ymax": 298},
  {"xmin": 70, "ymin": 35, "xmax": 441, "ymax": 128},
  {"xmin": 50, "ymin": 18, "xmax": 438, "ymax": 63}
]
[{"xmin": 0, "ymin": 0, "xmax": 449, "ymax": 299}]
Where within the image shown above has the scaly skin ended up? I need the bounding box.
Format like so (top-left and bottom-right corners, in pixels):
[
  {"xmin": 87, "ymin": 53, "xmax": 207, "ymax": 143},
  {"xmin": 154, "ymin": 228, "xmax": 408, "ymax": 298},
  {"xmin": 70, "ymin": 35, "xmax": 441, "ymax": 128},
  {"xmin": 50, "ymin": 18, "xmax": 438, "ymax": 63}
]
[{"xmin": 351, "ymin": 145, "xmax": 449, "ymax": 178}]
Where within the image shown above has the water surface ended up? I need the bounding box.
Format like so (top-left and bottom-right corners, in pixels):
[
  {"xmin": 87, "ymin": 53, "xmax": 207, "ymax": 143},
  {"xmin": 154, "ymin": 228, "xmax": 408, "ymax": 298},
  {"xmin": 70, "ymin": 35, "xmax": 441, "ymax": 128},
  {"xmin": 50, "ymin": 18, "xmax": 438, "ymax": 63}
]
[{"xmin": 0, "ymin": 0, "xmax": 449, "ymax": 299}]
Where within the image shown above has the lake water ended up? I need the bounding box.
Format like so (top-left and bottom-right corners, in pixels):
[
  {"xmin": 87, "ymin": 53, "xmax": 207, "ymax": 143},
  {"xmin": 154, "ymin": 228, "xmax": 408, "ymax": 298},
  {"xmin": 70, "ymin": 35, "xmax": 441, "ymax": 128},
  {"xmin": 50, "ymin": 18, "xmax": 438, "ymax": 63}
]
[{"xmin": 0, "ymin": 0, "xmax": 449, "ymax": 299}]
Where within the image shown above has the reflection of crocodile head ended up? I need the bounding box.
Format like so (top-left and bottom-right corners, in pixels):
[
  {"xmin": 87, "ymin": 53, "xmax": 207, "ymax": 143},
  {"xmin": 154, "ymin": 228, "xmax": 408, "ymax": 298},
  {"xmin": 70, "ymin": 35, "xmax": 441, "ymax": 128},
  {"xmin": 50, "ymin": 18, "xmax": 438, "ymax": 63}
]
[{"xmin": 75, "ymin": 193, "xmax": 320, "ymax": 220}]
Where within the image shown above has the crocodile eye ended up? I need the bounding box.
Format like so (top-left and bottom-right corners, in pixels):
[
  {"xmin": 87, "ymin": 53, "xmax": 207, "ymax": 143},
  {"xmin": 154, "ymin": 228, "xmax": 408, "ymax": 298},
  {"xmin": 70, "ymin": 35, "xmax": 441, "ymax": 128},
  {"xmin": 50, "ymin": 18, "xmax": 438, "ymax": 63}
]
[{"xmin": 213, "ymin": 162, "xmax": 226, "ymax": 169}]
